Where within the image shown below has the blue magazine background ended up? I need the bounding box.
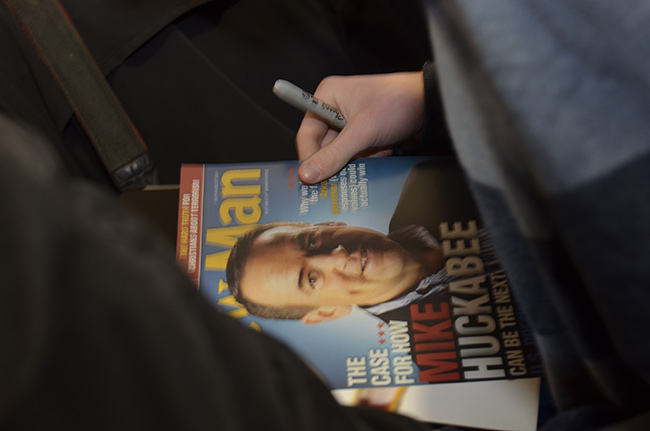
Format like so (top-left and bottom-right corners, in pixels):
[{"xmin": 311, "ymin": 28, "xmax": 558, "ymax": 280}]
[{"xmin": 197, "ymin": 157, "xmax": 423, "ymax": 389}]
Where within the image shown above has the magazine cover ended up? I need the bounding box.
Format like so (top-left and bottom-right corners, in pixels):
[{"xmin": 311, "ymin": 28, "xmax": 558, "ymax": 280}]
[{"xmin": 176, "ymin": 156, "xmax": 542, "ymax": 430}]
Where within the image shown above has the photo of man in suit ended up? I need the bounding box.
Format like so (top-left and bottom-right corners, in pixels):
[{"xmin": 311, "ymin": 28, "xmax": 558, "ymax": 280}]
[
  {"xmin": 226, "ymin": 219, "xmax": 448, "ymax": 323},
  {"xmin": 226, "ymin": 159, "xmax": 493, "ymax": 324}
]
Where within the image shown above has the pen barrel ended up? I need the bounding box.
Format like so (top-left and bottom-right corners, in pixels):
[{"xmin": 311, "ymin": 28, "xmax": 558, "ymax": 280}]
[{"xmin": 273, "ymin": 80, "xmax": 346, "ymax": 129}]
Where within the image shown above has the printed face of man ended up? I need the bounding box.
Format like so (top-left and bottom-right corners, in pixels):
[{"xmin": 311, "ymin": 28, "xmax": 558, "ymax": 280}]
[{"xmin": 239, "ymin": 224, "xmax": 426, "ymax": 312}]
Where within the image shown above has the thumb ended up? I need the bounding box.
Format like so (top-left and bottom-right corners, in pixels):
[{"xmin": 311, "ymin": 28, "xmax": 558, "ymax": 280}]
[{"xmin": 298, "ymin": 123, "xmax": 377, "ymax": 184}]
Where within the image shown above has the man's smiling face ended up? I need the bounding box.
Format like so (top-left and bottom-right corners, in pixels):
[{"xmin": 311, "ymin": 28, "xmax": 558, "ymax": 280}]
[{"xmin": 239, "ymin": 224, "xmax": 425, "ymax": 311}]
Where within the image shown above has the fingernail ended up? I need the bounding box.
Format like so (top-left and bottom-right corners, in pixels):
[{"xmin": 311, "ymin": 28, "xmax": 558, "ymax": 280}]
[{"xmin": 299, "ymin": 160, "xmax": 321, "ymax": 184}]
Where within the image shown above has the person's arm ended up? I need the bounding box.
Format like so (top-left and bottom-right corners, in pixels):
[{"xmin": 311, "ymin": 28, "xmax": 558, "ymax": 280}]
[{"xmin": 296, "ymin": 72, "xmax": 426, "ymax": 184}]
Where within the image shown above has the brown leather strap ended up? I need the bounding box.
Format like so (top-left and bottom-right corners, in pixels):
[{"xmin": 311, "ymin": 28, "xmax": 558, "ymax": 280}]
[{"xmin": 6, "ymin": 0, "xmax": 158, "ymax": 191}]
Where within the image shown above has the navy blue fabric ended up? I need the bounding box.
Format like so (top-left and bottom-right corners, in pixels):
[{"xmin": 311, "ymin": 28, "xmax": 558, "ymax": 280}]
[{"xmin": 423, "ymin": 0, "xmax": 650, "ymax": 429}]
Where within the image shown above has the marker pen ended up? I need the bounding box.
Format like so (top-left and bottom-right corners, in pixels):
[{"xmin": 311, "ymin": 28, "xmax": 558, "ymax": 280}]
[{"xmin": 273, "ymin": 79, "xmax": 346, "ymax": 130}]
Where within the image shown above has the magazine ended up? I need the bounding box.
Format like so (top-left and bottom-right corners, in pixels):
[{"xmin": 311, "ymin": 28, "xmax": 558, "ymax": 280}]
[{"xmin": 176, "ymin": 156, "xmax": 542, "ymax": 430}]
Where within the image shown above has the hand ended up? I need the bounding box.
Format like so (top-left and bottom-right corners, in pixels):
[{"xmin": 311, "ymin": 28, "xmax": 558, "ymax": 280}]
[{"xmin": 296, "ymin": 72, "xmax": 425, "ymax": 184}]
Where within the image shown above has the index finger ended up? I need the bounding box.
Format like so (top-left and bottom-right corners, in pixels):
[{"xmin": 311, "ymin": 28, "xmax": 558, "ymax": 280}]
[{"xmin": 296, "ymin": 112, "xmax": 340, "ymax": 160}]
